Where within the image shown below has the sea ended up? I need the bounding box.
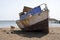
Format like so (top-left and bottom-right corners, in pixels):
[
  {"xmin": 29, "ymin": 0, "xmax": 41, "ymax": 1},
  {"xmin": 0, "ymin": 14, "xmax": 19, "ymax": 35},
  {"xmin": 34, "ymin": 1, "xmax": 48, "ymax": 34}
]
[
  {"xmin": 0, "ymin": 21, "xmax": 60, "ymax": 28},
  {"xmin": 0, "ymin": 21, "xmax": 18, "ymax": 28}
]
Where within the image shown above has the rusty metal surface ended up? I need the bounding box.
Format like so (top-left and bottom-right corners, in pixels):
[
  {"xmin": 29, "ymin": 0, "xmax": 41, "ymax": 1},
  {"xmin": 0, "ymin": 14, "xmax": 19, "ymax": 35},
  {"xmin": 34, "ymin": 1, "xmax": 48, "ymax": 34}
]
[{"xmin": 23, "ymin": 6, "xmax": 32, "ymax": 12}]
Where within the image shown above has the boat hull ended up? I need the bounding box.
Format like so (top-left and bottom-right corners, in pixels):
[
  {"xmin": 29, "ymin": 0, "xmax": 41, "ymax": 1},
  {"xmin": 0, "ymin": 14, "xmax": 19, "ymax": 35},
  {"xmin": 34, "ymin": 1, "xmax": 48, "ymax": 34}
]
[{"xmin": 16, "ymin": 10, "xmax": 49, "ymax": 33}]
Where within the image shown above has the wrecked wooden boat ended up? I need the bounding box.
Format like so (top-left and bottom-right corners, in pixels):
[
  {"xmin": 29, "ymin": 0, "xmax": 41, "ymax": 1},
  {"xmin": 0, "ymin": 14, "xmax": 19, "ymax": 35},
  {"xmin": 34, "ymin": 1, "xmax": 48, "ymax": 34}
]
[{"xmin": 16, "ymin": 3, "xmax": 49, "ymax": 33}]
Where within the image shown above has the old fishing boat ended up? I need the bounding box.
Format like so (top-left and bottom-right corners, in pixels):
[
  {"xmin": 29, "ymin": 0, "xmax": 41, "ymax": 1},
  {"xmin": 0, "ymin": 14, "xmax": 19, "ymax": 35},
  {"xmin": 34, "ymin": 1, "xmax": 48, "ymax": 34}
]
[{"xmin": 16, "ymin": 3, "xmax": 49, "ymax": 33}]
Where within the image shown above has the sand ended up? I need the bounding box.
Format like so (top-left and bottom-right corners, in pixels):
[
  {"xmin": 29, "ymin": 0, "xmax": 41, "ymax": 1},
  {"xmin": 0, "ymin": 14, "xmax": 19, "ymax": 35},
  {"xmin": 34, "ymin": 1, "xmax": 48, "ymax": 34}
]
[{"xmin": 0, "ymin": 27, "xmax": 60, "ymax": 40}]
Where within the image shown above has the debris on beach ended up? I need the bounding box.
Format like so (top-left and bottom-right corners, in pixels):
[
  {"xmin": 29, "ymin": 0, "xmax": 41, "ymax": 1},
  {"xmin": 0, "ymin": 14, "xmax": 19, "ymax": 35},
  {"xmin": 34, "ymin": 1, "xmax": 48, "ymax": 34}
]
[{"xmin": 10, "ymin": 26, "xmax": 15, "ymax": 33}]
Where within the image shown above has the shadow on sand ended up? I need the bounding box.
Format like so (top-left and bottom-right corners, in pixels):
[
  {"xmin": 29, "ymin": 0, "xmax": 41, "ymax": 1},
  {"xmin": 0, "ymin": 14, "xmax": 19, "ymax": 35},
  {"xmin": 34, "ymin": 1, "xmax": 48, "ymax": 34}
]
[{"xmin": 12, "ymin": 30, "xmax": 48, "ymax": 38}]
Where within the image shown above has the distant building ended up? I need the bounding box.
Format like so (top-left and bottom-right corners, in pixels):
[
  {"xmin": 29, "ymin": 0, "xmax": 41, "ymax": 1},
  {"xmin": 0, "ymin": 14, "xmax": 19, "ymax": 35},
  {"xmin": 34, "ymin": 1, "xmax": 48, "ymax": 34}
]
[{"xmin": 49, "ymin": 18, "xmax": 58, "ymax": 23}]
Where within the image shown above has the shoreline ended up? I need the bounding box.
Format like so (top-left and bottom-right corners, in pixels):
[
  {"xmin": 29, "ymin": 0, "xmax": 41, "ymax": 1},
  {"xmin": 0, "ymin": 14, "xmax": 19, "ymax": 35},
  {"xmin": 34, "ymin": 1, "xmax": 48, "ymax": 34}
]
[{"xmin": 0, "ymin": 27, "xmax": 60, "ymax": 40}]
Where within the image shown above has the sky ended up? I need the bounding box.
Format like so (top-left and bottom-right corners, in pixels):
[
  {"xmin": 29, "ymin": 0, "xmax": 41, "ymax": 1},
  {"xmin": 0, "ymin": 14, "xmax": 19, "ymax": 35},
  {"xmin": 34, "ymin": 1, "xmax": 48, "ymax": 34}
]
[{"xmin": 0, "ymin": 0, "xmax": 60, "ymax": 20}]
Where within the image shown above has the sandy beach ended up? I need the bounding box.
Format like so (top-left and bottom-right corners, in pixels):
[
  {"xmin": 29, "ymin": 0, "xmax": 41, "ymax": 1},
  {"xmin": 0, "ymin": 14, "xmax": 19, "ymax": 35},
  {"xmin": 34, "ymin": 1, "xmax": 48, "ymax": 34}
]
[{"xmin": 0, "ymin": 27, "xmax": 60, "ymax": 40}]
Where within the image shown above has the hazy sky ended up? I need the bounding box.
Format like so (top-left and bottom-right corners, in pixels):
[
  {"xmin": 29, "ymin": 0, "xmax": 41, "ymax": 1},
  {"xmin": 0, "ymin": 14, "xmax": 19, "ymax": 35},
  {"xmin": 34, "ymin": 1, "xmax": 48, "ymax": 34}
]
[{"xmin": 0, "ymin": 0, "xmax": 60, "ymax": 20}]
